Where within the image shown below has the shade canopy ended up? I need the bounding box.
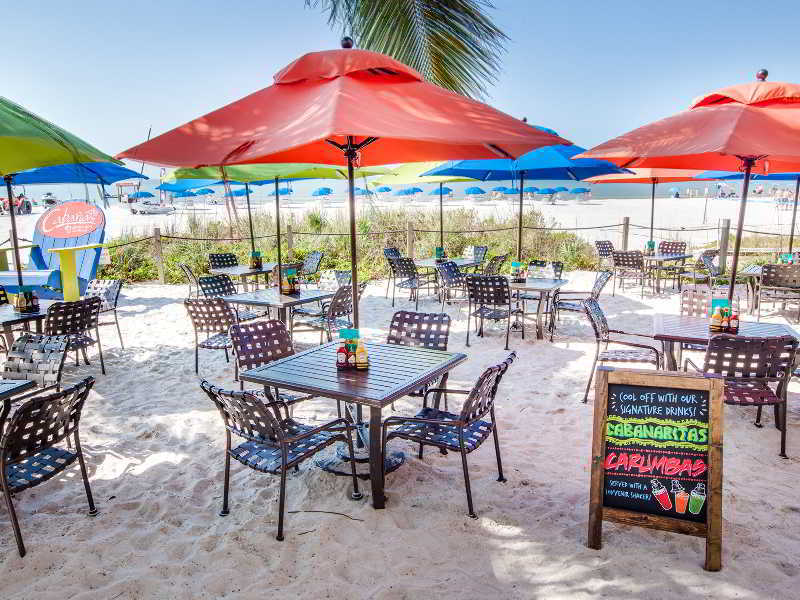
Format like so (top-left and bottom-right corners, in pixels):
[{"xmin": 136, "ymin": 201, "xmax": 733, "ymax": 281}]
[
  {"xmin": 175, "ymin": 190, "xmax": 196, "ymax": 198},
  {"xmin": 376, "ymin": 185, "xmax": 392, "ymax": 192},
  {"xmin": 429, "ymin": 187, "xmax": 452, "ymax": 195},
  {"xmin": 165, "ymin": 163, "xmax": 390, "ymax": 184},
  {"xmin": 353, "ymin": 188, "xmax": 372, "ymax": 196},
  {"xmin": 224, "ymin": 188, "xmax": 248, "ymax": 198},
  {"xmin": 553, "ymin": 186, "xmax": 568, "ymax": 192},
  {"xmin": 117, "ymin": 49, "xmax": 566, "ymax": 168},
  {"xmin": 538, "ymin": 188, "xmax": 556, "ymax": 194},
  {"xmin": 155, "ymin": 179, "xmax": 219, "ymax": 192},
  {"xmin": 577, "ymin": 81, "xmax": 800, "ymax": 173},
  {"xmin": 465, "ymin": 186, "xmax": 486, "ymax": 194},
  {"xmin": 312, "ymin": 186, "xmax": 333, "ymax": 196},
  {"xmin": 695, "ymin": 170, "xmax": 800, "ymax": 181},
  {"xmin": 523, "ymin": 186, "xmax": 539, "ymax": 193},
  {"xmin": 505, "ymin": 187, "xmax": 520, "ymax": 194},
  {"xmin": 8, "ymin": 161, "xmax": 145, "ymax": 185},
  {"xmin": 585, "ymin": 168, "xmax": 707, "ymax": 184},
  {"xmin": 270, "ymin": 187, "xmax": 293, "ymax": 196},
  {"xmin": 129, "ymin": 191, "xmax": 154, "ymax": 199},
  {"xmin": 371, "ymin": 161, "xmax": 471, "ymax": 186},
  {"xmin": 491, "ymin": 185, "xmax": 508, "ymax": 192},
  {"xmin": 570, "ymin": 187, "xmax": 590, "ymax": 193},
  {"xmin": 195, "ymin": 188, "xmax": 215, "ymax": 195}
]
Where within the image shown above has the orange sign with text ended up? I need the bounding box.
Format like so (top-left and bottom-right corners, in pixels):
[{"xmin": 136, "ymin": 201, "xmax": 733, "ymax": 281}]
[{"xmin": 36, "ymin": 201, "xmax": 105, "ymax": 239}]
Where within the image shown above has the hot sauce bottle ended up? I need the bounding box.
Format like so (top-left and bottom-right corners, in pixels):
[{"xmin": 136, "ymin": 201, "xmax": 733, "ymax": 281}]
[
  {"xmin": 336, "ymin": 340, "xmax": 348, "ymax": 370},
  {"xmin": 729, "ymin": 311, "xmax": 739, "ymax": 334}
]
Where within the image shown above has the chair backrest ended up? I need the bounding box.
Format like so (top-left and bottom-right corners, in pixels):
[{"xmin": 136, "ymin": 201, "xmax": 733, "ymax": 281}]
[
  {"xmin": 466, "ymin": 274, "xmax": 511, "ymax": 306},
  {"xmin": 761, "ymin": 263, "xmax": 800, "ymax": 288},
  {"xmin": 472, "ymin": 246, "xmax": 489, "ymax": 263},
  {"xmin": 200, "ymin": 381, "xmax": 285, "ymax": 445},
  {"xmin": 2, "ymin": 333, "xmax": 69, "ymax": 388},
  {"xmin": 680, "ymin": 289, "xmax": 741, "ymax": 317},
  {"xmin": 45, "ymin": 297, "xmax": 101, "ymax": 336},
  {"xmin": 0, "ymin": 285, "xmax": 8, "ymax": 305},
  {"xmin": 658, "ymin": 240, "xmax": 687, "ymax": 255},
  {"xmin": 387, "ymin": 311, "xmax": 450, "ymax": 351},
  {"xmin": 590, "ymin": 270, "xmax": 613, "ymax": 299},
  {"xmin": 84, "ymin": 279, "xmax": 122, "ymax": 312},
  {"xmin": 184, "ymin": 298, "xmax": 237, "ymax": 334},
  {"xmin": 1, "ymin": 377, "xmax": 95, "ymax": 466},
  {"xmin": 595, "ymin": 240, "xmax": 614, "ymax": 258},
  {"xmin": 529, "ymin": 259, "xmax": 564, "ymax": 279},
  {"xmin": 702, "ymin": 334, "xmax": 798, "ymax": 382},
  {"xmin": 458, "ymin": 352, "xmax": 516, "ymax": 424},
  {"xmin": 612, "ymin": 250, "xmax": 644, "ymax": 270},
  {"xmin": 327, "ymin": 283, "xmax": 367, "ymax": 320},
  {"xmin": 483, "ymin": 253, "xmax": 508, "ymax": 275},
  {"xmin": 209, "ymin": 253, "xmax": 238, "ymax": 269},
  {"xmin": 583, "ymin": 298, "xmax": 610, "ymax": 342},
  {"xmin": 28, "ymin": 201, "xmax": 106, "ymax": 298},
  {"xmin": 179, "ymin": 263, "xmax": 199, "ymax": 287},
  {"xmin": 301, "ymin": 251, "xmax": 324, "ymax": 276},
  {"xmin": 388, "ymin": 257, "xmax": 419, "ymax": 280},
  {"xmin": 383, "ymin": 247, "xmax": 402, "ymax": 260},
  {"xmin": 271, "ymin": 262, "xmax": 304, "ymax": 282},
  {"xmin": 694, "ymin": 249, "xmax": 718, "ymax": 268},
  {"xmin": 435, "ymin": 261, "xmax": 464, "ymax": 287},
  {"xmin": 230, "ymin": 320, "xmax": 294, "ymax": 374},
  {"xmin": 198, "ymin": 274, "xmax": 237, "ymax": 298},
  {"xmin": 318, "ymin": 270, "xmax": 352, "ymax": 290}
]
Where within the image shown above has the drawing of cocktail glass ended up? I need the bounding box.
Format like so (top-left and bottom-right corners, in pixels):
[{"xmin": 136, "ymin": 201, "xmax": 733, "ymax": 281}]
[
  {"xmin": 671, "ymin": 480, "xmax": 689, "ymax": 514},
  {"xmin": 651, "ymin": 479, "xmax": 672, "ymax": 511},
  {"xmin": 688, "ymin": 483, "xmax": 706, "ymax": 515}
]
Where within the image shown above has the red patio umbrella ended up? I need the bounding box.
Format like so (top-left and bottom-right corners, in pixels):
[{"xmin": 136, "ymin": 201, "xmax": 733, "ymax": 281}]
[
  {"xmin": 119, "ymin": 44, "xmax": 568, "ymax": 326},
  {"xmin": 578, "ymin": 73, "xmax": 800, "ymax": 299}
]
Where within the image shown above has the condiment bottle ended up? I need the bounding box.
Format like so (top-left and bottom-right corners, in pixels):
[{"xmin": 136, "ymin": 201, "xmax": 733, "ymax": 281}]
[
  {"xmin": 721, "ymin": 310, "xmax": 730, "ymax": 332},
  {"xmin": 729, "ymin": 311, "xmax": 739, "ymax": 333},
  {"xmin": 347, "ymin": 337, "xmax": 357, "ymax": 369},
  {"xmin": 336, "ymin": 340, "xmax": 348, "ymax": 370},
  {"xmin": 355, "ymin": 340, "xmax": 369, "ymax": 370},
  {"xmin": 710, "ymin": 307, "xmax": 723, "ymax": 332}
]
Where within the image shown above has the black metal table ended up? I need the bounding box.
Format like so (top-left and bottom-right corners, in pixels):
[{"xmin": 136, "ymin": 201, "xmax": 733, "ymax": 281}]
[
  {"xmin": 223, "ymin": 288, "xmax": 334, "ymax": 334},
  {"xmin": 643, "ymin": 253, "xmax": 694, "ymax": 293},
  {"xmin": 210, "ymin": 263, "xmax": 277, "ymax": 291},
  {"xmin": 0, "ymin": 301, "xmax": 55, "ymax": 348},
  {"xmin": 240, "ymin": 341, "xmax": 467, "ymax": 509},
  {"xmin": 0, "ymin": 379, "xmax": 37, "ymax": 435},
  {"xmin": 509, "ymin": 278, "xmax": 569, "ymax": 339}
]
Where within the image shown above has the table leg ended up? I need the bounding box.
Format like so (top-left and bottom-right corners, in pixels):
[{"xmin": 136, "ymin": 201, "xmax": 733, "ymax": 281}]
[
  {"xmin": 2, "ymin": 325, "xmax": 13, "ymax": 349},
  {"xmin": 35, "ymin": 318, "xmax": 42, "ymax": 334},
  {"xmin": 536, "ymin": 291, "xmax": 546, "ymax": 340},
  {"xmin": 655, "ymin": 264, "xmax": 662, "ymax": 294},
  {"xmin": 369, "ymin": 406, "xmax": 385, "ymax": 509},
  {"xmin": 241, "ymin": 275, "xmax": 249, "ymax": 293},
  {"xmin": 664, "ymin": 340, "xmax": 677, "ymax": 371},
  {"xmin": 278, "ymin": 307, "xmax": 288, "ymax": 328},
  {"xmin": 432, "ymin": 372, "xmax": 450, "ymax": 410}
]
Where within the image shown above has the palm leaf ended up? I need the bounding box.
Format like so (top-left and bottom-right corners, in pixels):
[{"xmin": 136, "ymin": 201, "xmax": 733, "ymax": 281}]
[{"xmin": 307, "ymin": 0, "xmax": 507, "ymax": 99}]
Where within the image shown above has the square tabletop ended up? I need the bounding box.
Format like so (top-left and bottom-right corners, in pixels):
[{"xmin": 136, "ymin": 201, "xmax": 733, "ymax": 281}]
[
  {"xmin": 509, "ymin": 277, "xmax": 569, "ymax": 292},
  {"xmin": 739, "ymin": 264, "xmax": 763, "ymax": 277},
  {"xmin": 0, "ymin": 379, "xmax": 36, "ymax": 401},
  {"xmin": 209, "ymin": 263, "xmax": 278, "ymax": 278},
  {"xmin": 0, "ymin": 301, "xmax": 56, "ymax": 327},
  {"xmin": 653, "ymin": 313, "xmax": 800, "ymax": 345},
  {"xmin": 414, "ymin": 257, "xmax": 481, "ymax": 269},
  {"xmin": 643, "ymin": 253, "xmax": 694, "ymax": 263},
  {"xmin": 240, "ymin": 341, "xmax": 467, "ymax": 408},
  {"xmin": 223, "ymin": 287, "xmax": 334, "ymax": 308}
]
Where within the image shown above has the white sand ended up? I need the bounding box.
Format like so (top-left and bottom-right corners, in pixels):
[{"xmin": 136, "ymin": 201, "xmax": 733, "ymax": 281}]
[{"xmin": 0, "ymin": 274, "xmax": 799, "ymax": 599}]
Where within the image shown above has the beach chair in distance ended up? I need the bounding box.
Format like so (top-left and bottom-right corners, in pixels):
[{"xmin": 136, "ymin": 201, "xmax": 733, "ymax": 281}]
[
  {"xmin": 200, "ymin": 381, "xmax": 361, "ymax": 541},
  {"xmin": 381, "ymin": 353, "xmax": 515, "ymax": 518},
  {"xmin": 1, "ymin": 378, "xmax": 98, "ymax": 557},
  {"xmin": 298, "ymin": 251, "xmax": 324, "ymax": 286}
]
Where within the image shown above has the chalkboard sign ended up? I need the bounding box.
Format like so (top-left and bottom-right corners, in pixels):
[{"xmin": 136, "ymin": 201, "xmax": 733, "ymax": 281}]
[{"xmin": 588, "ymin": 368, "xmax": 724, "ymax": 571}]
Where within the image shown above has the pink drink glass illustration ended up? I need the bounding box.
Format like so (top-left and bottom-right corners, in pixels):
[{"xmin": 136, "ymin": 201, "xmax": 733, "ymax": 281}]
[
  {"xmin": 671, "ymin": 480, "xmax": 689, "ymax": 514},
  {"xmin": 688, "ymin": 483, "xmax": 706, "ymax": 515},
  {"xmin": 651, "ymin": 479, "xmax": 672, "ymax": 511}
]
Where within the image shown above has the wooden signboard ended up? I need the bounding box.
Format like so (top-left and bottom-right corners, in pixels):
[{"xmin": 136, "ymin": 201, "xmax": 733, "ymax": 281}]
[{"xmin": 587, "ymin": 367, "xmax": 724, "ymax": 571}]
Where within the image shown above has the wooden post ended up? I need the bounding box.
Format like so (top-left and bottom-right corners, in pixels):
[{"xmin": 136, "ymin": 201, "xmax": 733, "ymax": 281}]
[
  {"xmin": 153, "ymin": 227, "xmax": 165, "ymax": 284},
  {"xmin": 406, "ymin": 221, "xmax": 414, "ymax": 258},
  {"xmin": 286, "ymin": 223, "xmax": 293, "ymax": 260},
  {"xmin": 719, "ymin": 218, "xmax": 730, "ymax": 274},
  {"xmin": 621, "ymin": 217, "xmax": 630, "ymax": 251}
]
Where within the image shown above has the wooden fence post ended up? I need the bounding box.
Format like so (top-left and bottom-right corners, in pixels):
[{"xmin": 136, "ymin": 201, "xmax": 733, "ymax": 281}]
[
  {"xmin": 719, "ymin": 218, "xmax": 730, "ymax": 274},
  {"xmin": 286, "ymin": 223, "xmax": 293, "ymax": 259},
  {"xmin": 153, "ymin": 227, "xmax": 165, "ymax": 284},
  {"xmin": 621, "ymin": 217, "xmax": 630, "ymax": 251},
  {"xmin": 406, "ymin": 221, "xmax": 414, "ymax": 258}
]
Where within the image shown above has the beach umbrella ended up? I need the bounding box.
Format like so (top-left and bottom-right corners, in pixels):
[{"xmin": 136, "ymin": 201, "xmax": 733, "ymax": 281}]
[
  {"xmin": 175, "ymin": 190, "xmax": 196, "ymax": 198},
  {"xmin": 1, "ymin": 97, "xmax": 118, "ymax": 286},
  {"xmin": 409, "ymin": 186, "xmax": 423, "ymax": 193},
  {"xmin": 195, "ymin": 188, "xmax": 215, "ymax": 195},
  {"xmin": 376, "ymin": 185, "xmax": 392, "ymax": 192},
  {"xmin": 223, "ymin": 188, "xmax": 248, "ymax": 198},
  {"xmin": 553, "ymin": 186, "xmax": 568, "ymax": 192},
  {"xmin": 570, "ymin": 187, "xmax": 590, "ymax": 194},
  {"xmin": 392, "ymin": 188, "xmax": 410, "ymax": 196},
  {"xmin": 491, "ymin": 185, "xmax": 508, "ymax": 192},
  {"xmin": 312, "ymin": 186, "xmax": 333, "ymax": 196},
  {"xmin": 465, "ymin": 186, "xmax": 486, "ymax": 195},
  {"xmin": 118, "ymin": 45, "xmax": 566, "ymax": 330},
  {"xmin": 523, "ymin": 186, "xmax": 539, "ymax": 193},
  {"xmin": 578, "ymin": 73, "xmax": 800, "ymax": 299},
  {"xmin": 585, "ymin": 169, "xmax": 705, "ymax": 246},
  {"xmin": 353, "ymin": 188, "xmax": 372, "ymax": 196},
  {"xmin": 538, "ymin": 187, "xmax": 556, "ymax": 194},
  {"xmin": 128, "ymin": 191, "xmax": 154, "ymax": 199},
  {"xmin": 505, "ymin": 187, "xmax": 520, "ymax": 195},
  {"xmin": 429, "ymin": 187, "xmax": 452, "ymax": 195},
  {"xmin": 270, "ymin": 187, "xmax": 293, "ymax": 196},
  {"xmin": 696, "ymin": 170, "xmax": 800, "ymax": 251}
]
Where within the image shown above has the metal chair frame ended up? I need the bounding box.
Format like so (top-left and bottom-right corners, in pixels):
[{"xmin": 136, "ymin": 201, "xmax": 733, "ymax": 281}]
[
  {"xmin": 84, "ymin": 278, "xmax": 125, "ymax": 348},
  {"xmin": 44, "ymin": 297, "xmax": 105, "ymax": 375},
  {"xmin": 465, "ymin": 274, "xmax": 522, "ymax": 350},
  {"xmin": 184, "ymin": 298, "xmax": 239, "ymax": 376}
]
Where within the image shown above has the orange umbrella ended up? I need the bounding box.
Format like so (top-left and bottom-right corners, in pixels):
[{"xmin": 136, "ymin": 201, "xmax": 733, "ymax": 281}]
[
  {"xmin": 118, "ymin": 44, "xmax": 567, "ymax": 326},
  {"xmin": 585, "ymin": 169, "xmax": 707, "ymax": 243},
  {"xmin": 577, "ymin": 73, "xmax": 800, "ymax": 299}
]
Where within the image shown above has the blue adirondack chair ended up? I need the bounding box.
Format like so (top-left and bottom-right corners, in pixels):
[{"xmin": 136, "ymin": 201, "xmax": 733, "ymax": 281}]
[{"xmin": 0, "ymin": 201, "xmax": 106, "ymax": 299}]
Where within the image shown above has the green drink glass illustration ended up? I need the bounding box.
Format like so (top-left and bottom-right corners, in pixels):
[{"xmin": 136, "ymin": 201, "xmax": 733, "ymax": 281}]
[{"xmin": 688, "ymin": 483, "xmax": 706, "ymax": 515}]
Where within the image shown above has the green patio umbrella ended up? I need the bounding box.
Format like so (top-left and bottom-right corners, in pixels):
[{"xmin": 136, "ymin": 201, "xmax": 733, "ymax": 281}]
[{"xmin": 0, "ymin": 97, "xmax": 118, "ymax": 286}]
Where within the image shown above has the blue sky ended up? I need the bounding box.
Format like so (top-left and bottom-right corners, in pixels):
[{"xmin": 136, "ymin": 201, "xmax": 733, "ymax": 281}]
[{"xmin": 7, "ymin": 0, "xmax": 800, "ymax": 197}]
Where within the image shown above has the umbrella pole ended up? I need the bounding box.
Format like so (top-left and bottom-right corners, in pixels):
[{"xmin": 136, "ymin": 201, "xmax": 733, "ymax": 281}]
[
  {"xmin": 346, "ymin": 139, "xmax": 359, "ymax": 328},
  {"xmin": 4, "ymin": 176, "xmax": 24, "ymax": 288},
  {"xmin": 517, "ymin": 173, "xmax": 525, "ymax": 261},
  {"xmin": 789, "ymin": 177, "xmax": 800, "ymax": 253},
  {"xmin": 649, "ymin": 180, "xmax": 656, "ymax": 244},
  {"xmin": 439, "ymin": 182, "xmax": 444, "ymax": 250},
  {"xmin": 274, "ymin": 177, "xmax": 282, "ymax": 288},
  {"xmin": 727, "ymin": 160, "xmax": 754, "ymax": 302},
  {"xmin": 244, "ymin": 183, "xmax": 256, "ymax": 256}
]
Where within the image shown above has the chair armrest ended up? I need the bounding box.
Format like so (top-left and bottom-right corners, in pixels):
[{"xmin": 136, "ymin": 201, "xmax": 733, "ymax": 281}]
[
  {"xmin": 422, "ymin": 388, "xmax": 470, "ymax": 401},
  {"xmin": 683, "ymin": 357, "xmax": 702, "ymax": 373},
  {"xmin": 381, "ymin": 414, "xmax": 464, "ymax": 429},
  {"xmin": 607, "ymin": 338, "xmax": 662, "ymax": 365},
  {"xmin": 262, "ymin": 399, "xmax": 290, "ymax": 421},
  {"xmin": 284, "ymin": 417, "xmax": 350, "ymax": 444},
  {"xmin": 608, "ymin": 329, "xmax": 656, "ymax": 339}
]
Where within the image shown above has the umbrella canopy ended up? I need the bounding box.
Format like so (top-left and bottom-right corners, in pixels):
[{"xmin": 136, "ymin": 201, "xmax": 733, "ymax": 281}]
[
  {"xmin": 409, "ymin": 186, "xmax": 423, "ymax": 193},
  {"xmin": 128, "ymin": 191, "xmax": 154, "ymax": 199},
  {"xmin": 175, "ymin": 190, "xmax": 197, "ymax": 198},
  {"xmin": 270, "ymin": 187, "xmax": 293, "ymax": 196},
  {"xmin": 224, "ymin": 188, "xmax": 248, "ymax": 198},
  {"xmin": 8, "ymin": 161, "xmax": 145, "ymax": 186},
  {"xmin": 155, "ymin": 179, "xmax": 219, "ymax": 192},
  {"xmin": 570, "ymin": 187, "xmax": 590, "ymax": 194},
  {"xmin": 553, "ymin": 186, "xmax": 568, "ymax": 192},
  {"xmin": 392, "ymin": 188, "xmax": 412, "ymax": 196},
  {"xmin": 505, "ymin": 187, "xmax": 520, "ymax": 195},
  {"xmin": 376, "ymin": 185, "xmax": 392, "ymax": 192},
  {"xmin": 195, "ymin": 188, "xmax": 215, "ymax": 195},
  {"xmin": 118, "ymin": 46, "xmax": 565, "ymax": 335},
  {"xmin": 353, "ymin": 188, "xmax": 372, "ymax": 197},
  {"xmin": 523, "ymin": 186, "xmax": 539, "ymax": 193},
  {"xmin": 312, "ymin": 186, "xmax": 333, "ymax": 196},
  {"xmin": 491, "ymin": 185, "xmax": 508, "ymax": 192},
  {"xmin": 538, "ymin": 188, "xmax": 556, "ymax": 194},
  {"xmin": 371, "ymin": 161, "xmax": 472, "ymax": 186},
  {"xmin": 166, "ymin": 163, "xmax": 390, "ymax": 184},
  {"xmin": 465, "ymin": 186, "xmax": 486, "ymax": 195},
  {"xmin": 429, "ymin": 187, "xmax": 452, "ymax": 195}
]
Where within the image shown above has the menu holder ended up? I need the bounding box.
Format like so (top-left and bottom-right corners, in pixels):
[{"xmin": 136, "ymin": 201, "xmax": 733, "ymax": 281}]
[{"xmin": 588, "ymin": 367, "xmax": 724, "ymax": 571}]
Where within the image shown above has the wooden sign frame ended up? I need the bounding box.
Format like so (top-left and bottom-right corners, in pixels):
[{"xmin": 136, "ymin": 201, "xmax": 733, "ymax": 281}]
[{"xmin": 587, "ymin": 367, "xmax": 724, "ymax": 571}]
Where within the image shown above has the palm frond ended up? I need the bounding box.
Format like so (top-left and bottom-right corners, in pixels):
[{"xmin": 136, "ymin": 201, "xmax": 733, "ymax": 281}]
[{"xmin": 307, "ymin": 0, "xmax": 507, "ymax": 99}]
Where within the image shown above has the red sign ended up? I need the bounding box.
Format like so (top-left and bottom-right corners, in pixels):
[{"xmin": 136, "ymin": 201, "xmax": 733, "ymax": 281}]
[{"xmin": 36, "ymin": 201, "xmax": 105, "ymax": 239}]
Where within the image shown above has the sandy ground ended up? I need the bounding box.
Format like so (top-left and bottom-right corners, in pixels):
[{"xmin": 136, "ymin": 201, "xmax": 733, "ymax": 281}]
[{"xmin": 0, "ymin": 273, "xmax": 798, "ymax": 599}]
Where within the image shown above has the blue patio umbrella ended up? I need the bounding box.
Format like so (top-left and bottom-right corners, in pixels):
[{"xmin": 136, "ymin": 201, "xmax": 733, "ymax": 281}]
[
  {"xmin": 409, "ymin": 186, "xmax": 423, "ymax": 193},
  {"xmin": 312, "ymin": 186, "xmax": 333, "ymax": 197},
  {"xmin": 570, "ymin": 187, "xmax": 590, "ymax": 194},
  {"xmin": 523, "ymin": 186, "xmax": 539, "ymax": 193},
  {"xmin": 505, "ymin": 187, "xmax": 520, "ymax": 195},
  {"xmin": 270, "ymin": 187, "xmax": 293, "ymax": 196},
  {"xmin": 175, "ymin": 190, "xmax": 196, "ymax": 198},
  {"xmin": 696, "ymin": 170, "xmax": 800, "ymax": 251},
  {"xmin": 224, "ymin": 188, "xmax": 248, "ymax": 198},
  {"xmin": 465, "ymin": 186, "xmax": 486, "ymax": 195},
  {"xmin": 155, "ymin": 179, "xmax": 218, "ymax": 192},
  {"xmin": 376, "ymin": 185, "xmax": 392, "ymax": 192},
  {"xmin": 538, "ymin": 188, "xmax": 556, "ymax": 195},
  {"xmin": 491, "ymin": 185, "xmax": 508, "ymax": 192},
  {"xmin": 553, "ymin": 186, "xmax": 568, "ymax": 192},
  {"xmin": 9, "ymin": 161, "xmax": 146, "ymax": 186},
  {"xmin": 393, "ymin": 188, "xmax": 413, "ymax": 196},
  {"xmin": 429, "ymin": 187, "xmax": 452, "ymax": 195},
  {"xmin": 353, "ymin": 188, "xmax": 372, "ymax": 196},
  {"xmin": 194, "ymin": 188, "xmax": 214, "ymax": 195},
  {"xmin": 128, "ymin": 191, "xmax": 153, "ymax": 199}
]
